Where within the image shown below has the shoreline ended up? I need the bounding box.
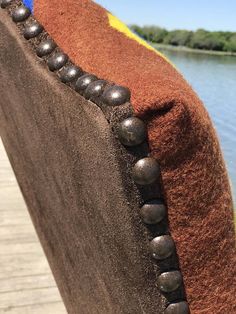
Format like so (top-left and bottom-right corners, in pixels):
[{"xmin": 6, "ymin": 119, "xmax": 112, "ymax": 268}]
[{"xmin": 151, "ymin": 43, "xmax": 236, "ymax": 57}]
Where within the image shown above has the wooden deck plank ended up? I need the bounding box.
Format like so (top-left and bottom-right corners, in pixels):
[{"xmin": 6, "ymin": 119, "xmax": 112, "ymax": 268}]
[
  {"xmin": 0, "ymin": 211, "xmax": 33, "ymax": 227},
  {"xmin": 0, "ymin": 241, "xmax": 44, "ymax": 255},
  {"xmin": 0, "ymin": 274, "xmax": 56, "ymax": 293},
  {"xmin": 0, "ymin": 253, "xmax": 52, "ymax": 279},
  {"xmin": 0, "ymin": 225, "xmax": 37, "ymax": 241},
  {"xmin": 0, "ymin": 302, "xmax": 66, "ymax": 314},
  {"xmin": 0, "ymin": 139, "xmax": 67, "ymax": 313},
  {"xmin": 0, "ymin": 287, "xmax": 62, "ymax": 309}
]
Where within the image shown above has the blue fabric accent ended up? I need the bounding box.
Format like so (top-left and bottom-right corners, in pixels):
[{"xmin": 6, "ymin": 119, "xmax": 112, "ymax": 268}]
[{"xmin": 23, "ymin": 0, "xmax": 33, "ymax": 12}]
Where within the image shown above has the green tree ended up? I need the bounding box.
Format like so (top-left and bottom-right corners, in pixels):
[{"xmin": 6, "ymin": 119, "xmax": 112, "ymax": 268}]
[
  {"xmin": 130, "ymin": 25, "xmax": 236, "ymax": 53},
  {"xmin": 223, "ymin": 34, "xmax": 236, "ymax": 52},
  {"xmin": 163, "ymin": 30, "xmax": 193, "ymax": 46},
  {"xmin": 189, "ymin": 29, "xmax": 226, "ymax": 51},
  {"xmin": 130, "ymin": 25, "xmax": 145, "ymax": 38},
  {"xmin": 130, "ymin": 25, "xmax": 168, "ymax": 43}
]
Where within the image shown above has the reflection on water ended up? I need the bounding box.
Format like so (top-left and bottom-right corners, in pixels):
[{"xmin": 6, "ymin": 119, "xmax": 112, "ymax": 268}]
[{"xmin": 160, "ymin": 50, "xmax": 236, "ymax": 200}]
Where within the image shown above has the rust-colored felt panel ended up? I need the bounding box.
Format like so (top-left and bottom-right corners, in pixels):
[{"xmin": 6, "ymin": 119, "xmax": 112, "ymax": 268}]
[{"xmin": 34, "ymin": 1, "xmax": 236, "ymax": 313}]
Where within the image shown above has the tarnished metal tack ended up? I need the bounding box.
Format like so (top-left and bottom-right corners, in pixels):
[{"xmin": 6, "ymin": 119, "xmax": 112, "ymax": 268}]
[
  {"xmin": 47, "ymin": 52, "xmax": 68, "ymax": 71},
  {"xmin": 164, "ymin": 301, "xmax": 190, "ymax": 314},
  {"xmin": 133, "ymin": 157, "xmax": 160, "ymax": 185},
  {"xmin": 12, "ymin": 6, "xmax": 31, "ymax": 23},
  {"xmin": 59, "ymin": 65, "xmax": 82, "ymax": 83},
  {"xmin": 0, "ymin": 0, "xmax": 12, "ymax": 9},
  {"xmin": 75, "ymin": 74, "xmax": 98, "ymax": 94},
  {"xmin": 84, "ymin": 80, "xmax": 107, "ymax": 99},
  {"xmin": 140, "ymin": 199, "xmax": 166, "ymax": 224},
  {"xmin": 24, "ymin": 21, "xmax": 43, "ymax": 40},
  {"xmin": 102, "ymin": 85, "xmax": 131, "ymax": 106},
  {"xmin": 158, "ymin": 271, "xmax": 183, "ymax": 293},
  {"xmin": 150, "ymin": 235, "xmax": 175, "ymax": 260},
  {"xmin": 36, "ymin": 39, "xmax": 56, "ymax": 57},
  {"xmin": 118, "ymin": 117, "xmax": 147, "ymax": 147}
]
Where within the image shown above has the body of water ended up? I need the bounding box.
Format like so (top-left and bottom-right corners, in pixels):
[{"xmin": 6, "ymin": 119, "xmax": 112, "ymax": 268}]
[{"xmin": 160, "ymin": 49, "xmax": 236, "ymax": 200}]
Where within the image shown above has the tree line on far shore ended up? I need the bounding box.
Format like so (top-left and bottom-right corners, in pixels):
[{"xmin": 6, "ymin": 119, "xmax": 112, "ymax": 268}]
[{"xmin": 130, "ymin": 25, "xmax": 236, "ymax": 52}]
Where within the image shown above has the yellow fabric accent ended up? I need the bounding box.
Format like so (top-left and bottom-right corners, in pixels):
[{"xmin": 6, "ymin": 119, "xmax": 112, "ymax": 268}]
[{"xmin": 107, "ymin": 13, "xmax": 174, "ymax": 67}]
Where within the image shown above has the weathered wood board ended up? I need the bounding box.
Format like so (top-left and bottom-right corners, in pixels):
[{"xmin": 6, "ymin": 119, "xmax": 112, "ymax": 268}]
[{"xmin": 0, "ymin": 139, "xmax": 67, "ymax": 314}]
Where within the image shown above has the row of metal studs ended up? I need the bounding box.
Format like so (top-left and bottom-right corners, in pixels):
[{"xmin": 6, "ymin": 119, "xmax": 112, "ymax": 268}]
[{"xmin": 1, "ymin": 1, "xmax": 190, "ymax": 313}]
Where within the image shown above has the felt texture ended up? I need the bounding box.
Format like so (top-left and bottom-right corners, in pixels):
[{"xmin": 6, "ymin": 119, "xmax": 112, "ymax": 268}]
[{"xmin": 33, "ymin": 1, "xmax": 236, "ymax": 313}]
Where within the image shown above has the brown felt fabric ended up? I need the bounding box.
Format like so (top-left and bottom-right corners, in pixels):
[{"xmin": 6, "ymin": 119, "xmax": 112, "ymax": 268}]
[
  {"xmin": 33, "ymin": 1, "xmax": 236, "ymax": 313},
  {"xmin": 0, "ymin": 11, "xmax": 168, "ymax": 314}
]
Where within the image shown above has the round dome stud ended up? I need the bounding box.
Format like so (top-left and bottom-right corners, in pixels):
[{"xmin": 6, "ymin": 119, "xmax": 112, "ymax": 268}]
[
  {"xmin": 118, "ymin": 117, "xmax": 147, "ymax": 147},
  {"xmin": 165, "ymin": 301, "xmax": 190, "ymax": 314},
  {"xmin": 132, "ymin": 157, "xmax": 160, "ymax": 185},
  {"xmin": 23, "ymin": 21, "xmax": 43, "ymax": 40},
  {"xmin": 12, "ymin": 6, "xmax": 31, "ymax": 23},
  {"xmin": 158, "ymin": 271, "xmax": 183, "ymax": 293},
  {"xmin": 150, "ymin": 235, "xmax": 175, "ymax": 260},
  {"xmin": 84, "ymin": 80, "xmax": 107, "ymax": 100},
  {"xmin": 102, "ymin": 85, "xmax": 131, "ymax": 106},
  {"xmin": 75, "ymin": 74, "xmax": 98, "ymax": 94},
  {"xmin": 36, "ymin": 39, "xmax": 56, "ymax": 57},
  {"xmin": 59, "ymin": 65, "xmax": 82, "ymax": 83},
  {"xmin": 140, "ymin": 199, "xmax": 166, "ymax": 224},
  {"xmin": 47, "ymin": 52, "xmax": 68, "ymax": 71},
  {"xmin": 0, "ymin": 0, "xmax": 12, "ymax": 9}
]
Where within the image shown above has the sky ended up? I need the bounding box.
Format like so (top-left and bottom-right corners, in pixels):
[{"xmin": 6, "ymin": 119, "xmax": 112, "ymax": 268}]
[{"xmin": 95, "ymin": 0, "xmax": 236, "ymax": 32}]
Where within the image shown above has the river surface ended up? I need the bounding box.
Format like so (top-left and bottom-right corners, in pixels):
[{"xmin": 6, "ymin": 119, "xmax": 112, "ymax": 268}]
[{"xmin": 159, "ymin": 49, "xmax": 236, "ymax": 200}]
